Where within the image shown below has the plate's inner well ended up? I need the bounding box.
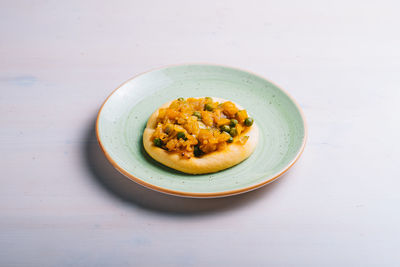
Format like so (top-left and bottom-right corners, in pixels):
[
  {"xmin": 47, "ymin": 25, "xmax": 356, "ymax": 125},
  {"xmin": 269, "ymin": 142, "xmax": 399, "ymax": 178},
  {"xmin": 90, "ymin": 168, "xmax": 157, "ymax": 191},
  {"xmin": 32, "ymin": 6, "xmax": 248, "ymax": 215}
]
[{"xmin": 97, "ymin": 65, "xmax": 305, "ymax": 194}]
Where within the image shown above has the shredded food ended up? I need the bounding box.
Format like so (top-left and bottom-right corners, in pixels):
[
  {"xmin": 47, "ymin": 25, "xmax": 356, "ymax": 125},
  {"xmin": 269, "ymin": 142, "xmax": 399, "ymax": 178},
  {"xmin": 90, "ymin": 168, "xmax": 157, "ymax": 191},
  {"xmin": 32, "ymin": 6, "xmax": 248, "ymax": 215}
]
[{"xmin": 151, "ymin": 97, "xmax": 254, "ymax": 158}]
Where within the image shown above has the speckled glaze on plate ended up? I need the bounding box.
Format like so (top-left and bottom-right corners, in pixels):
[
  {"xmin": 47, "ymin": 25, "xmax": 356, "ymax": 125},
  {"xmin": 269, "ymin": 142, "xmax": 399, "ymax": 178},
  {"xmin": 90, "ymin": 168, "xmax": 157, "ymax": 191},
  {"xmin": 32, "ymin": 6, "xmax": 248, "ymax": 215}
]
[{"xmin": 96, "ymin": 64, "xmax": 307, "ymax": 198}]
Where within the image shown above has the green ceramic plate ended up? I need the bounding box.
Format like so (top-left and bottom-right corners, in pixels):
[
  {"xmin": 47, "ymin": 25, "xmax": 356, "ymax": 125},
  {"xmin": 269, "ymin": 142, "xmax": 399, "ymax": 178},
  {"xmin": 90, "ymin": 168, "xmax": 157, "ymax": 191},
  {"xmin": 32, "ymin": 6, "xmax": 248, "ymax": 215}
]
[{"xmin": 96, "ymin": 64, "xmax": 307, "ymax": 198}]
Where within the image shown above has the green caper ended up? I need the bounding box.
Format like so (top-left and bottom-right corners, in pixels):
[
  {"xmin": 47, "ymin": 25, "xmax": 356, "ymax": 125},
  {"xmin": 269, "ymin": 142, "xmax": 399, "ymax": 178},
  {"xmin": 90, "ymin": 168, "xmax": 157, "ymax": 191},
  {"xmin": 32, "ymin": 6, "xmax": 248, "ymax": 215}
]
[
  {"xmin": 230, "ymin": 119, "xmax": 238, "ymax": 127},
  {"xmin": 192, "ymin": 111, "xmax": 202, "ymax": 119},
  {"xmin": 177, "ymin": 131, "xmax": 187, "ymax": 140},
  {"xmin": 220, "ymin": 125, "xmax": 230, "ymax": 132},
  {"xmin": 227, "ymin": 136, "xmax": 233, "ymax": 143},
  {"xmin": 177, "ymin": 97, "xmax": 184, "ymax": 101},
  {"xmin": 229, "ymin": 128, "xmax": 238, "ymax": 137},
  {"xmin": 153, "ymin": 138, "xmax": 163, "ymax": 147},
  {"xmin": 164, "ymin": 125, "xmax": 172, "ymax": 134},
  {"xmin": 205, "ymin": 103, "xmax": 214, "ymax": 111},
  {"xmin": 194, "ymin": 144, "xmax": 203, "ymax": 157},
  {"xmin": 244, "ymin": 117, "xmax": 254, "ymax": 126}
]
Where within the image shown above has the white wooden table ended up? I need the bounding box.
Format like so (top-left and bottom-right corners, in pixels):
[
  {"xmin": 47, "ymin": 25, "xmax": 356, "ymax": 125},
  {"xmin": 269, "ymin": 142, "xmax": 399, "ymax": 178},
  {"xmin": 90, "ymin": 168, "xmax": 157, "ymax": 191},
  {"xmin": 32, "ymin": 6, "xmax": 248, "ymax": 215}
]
[{"xmin": 1, "ymin": 1, "xmax": 399, "ymax": 266}]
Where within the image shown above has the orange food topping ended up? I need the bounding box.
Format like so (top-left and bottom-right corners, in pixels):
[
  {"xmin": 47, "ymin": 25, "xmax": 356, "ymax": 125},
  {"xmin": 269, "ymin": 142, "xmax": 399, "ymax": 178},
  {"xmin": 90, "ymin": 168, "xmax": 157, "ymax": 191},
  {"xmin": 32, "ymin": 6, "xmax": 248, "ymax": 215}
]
[{"xmin": 151, "ymin": 97, "xmax": 253, "ymax": 158}]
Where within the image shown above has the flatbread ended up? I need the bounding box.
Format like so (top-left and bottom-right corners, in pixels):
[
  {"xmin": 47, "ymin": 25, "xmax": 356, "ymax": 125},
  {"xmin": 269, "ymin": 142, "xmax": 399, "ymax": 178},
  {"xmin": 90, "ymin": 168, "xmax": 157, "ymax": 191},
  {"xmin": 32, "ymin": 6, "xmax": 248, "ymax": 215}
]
[{"xmin": 143, "ymin": 97, "xmax": 259, "ymax": 174}]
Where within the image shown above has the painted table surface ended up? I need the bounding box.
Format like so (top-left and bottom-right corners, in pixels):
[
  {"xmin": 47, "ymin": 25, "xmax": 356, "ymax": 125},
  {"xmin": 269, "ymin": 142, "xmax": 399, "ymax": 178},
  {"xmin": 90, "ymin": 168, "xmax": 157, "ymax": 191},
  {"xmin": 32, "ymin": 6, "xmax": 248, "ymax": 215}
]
[{"xmin": 1, "ymin": 1, "xmax": 399, "ymax": 266}]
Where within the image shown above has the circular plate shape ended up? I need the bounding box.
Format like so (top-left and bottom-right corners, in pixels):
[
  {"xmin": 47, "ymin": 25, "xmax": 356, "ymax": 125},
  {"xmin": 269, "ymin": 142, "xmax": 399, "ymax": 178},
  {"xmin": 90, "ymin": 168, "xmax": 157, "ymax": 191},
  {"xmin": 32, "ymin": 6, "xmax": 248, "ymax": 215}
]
[{"xmin": 96, "ymin": 64, "xmax": 307, "ymax": 198}]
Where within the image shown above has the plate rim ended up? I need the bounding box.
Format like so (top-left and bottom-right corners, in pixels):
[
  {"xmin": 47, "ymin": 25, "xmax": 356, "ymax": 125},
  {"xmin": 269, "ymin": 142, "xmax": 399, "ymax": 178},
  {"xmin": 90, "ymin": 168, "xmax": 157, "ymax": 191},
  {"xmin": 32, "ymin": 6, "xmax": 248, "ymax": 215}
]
[{"xmin": 96, "ymin": 63, "xmax": 308, "ymax": 198}]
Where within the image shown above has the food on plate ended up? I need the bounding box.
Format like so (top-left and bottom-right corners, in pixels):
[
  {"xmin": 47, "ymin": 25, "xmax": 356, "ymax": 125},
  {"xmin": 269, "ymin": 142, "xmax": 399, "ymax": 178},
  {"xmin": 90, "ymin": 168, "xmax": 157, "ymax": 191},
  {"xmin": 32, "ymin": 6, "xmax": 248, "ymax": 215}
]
[{"xmin": 143, "ymin": 97, "xmax": 259, "ymax": 174}]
